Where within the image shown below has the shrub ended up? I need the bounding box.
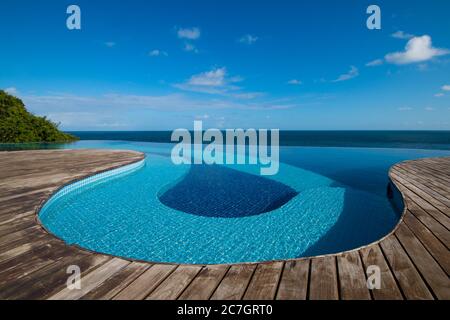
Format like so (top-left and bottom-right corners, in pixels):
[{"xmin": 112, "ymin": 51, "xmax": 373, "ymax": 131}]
[{"xmin": 0, "ymin": 90, "xmax": 78, "ymax": 143}]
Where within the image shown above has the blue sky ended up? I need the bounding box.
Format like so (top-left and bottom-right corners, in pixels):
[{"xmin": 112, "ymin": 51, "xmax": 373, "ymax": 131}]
[{"xmin": 1, "ymin": 0, "xmax": 450, "ymax": 130}]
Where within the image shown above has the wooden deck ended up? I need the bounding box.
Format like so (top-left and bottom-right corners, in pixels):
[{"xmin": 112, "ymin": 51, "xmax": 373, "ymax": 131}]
[{"xmin": 0, "ymin": 149, "xmax": 449, "ymax": 300}]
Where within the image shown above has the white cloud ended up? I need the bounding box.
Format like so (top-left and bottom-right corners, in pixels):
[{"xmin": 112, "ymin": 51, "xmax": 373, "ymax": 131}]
[
  {"xmin": 287, "ymin": 79, "xmax": 302, "ymax": 85},
  {"xmin": 239, "ymin": 34, "xmax": 258, "ymax": 45},
  {"xmin": 229, "ymin": 92, "xmax": 264, "ymax": 99},
  {"xmin": 188, "ymin": 67, "xmax": 228, "ymax": 87},
  {"xmin": 425, "ymin": 106, "xmax": 435, "ymax": 111},
  {"xmin": 417, "ymin": 63, "xmax": 428, "ymax": 71},
  {"xmin": 442, "ymin": 85, "xmax": 450, "ymax": 91},
  {"xmin": 195, "ymin": 114, "xmax": 210, "ymax": 120},
  {"xmin": 104, "ymin": 42, "xmax": 116, "ymax": 48},
  {"xmin": 391, "ymin": 31, "xmax": 414, "ymax": 40},
  {"xmin": 174, "ymin": 67, "xmax": 244, "ymax": 94},
  {"xmin": 4, "ymin": 87, "xmax": 18, "ymax": 95},
  {"xmin": 398, "ymin": 107, "xmax": 413, "ymax": 111},
  {"xmin": 366, "ymin": 59, "xmax": 383, "ymax": 67},
  {"xmin": 149, "ymin": 49, "xmax": 168, "ymax": 57},
  {"xmin": 385, "ymin": 35, "xmax": 449, "ymax": 65},
  {"xmin": 22, "ymin": 92, "xmax": 297, "ymax": 126},
  {"xmin": 332, "ymin": 66, "xmax": 359, "ymax": 82},
  {"xmin": 184, "ymin": 43, "xmax": 198, "ymax": 53},
  {"xmin": 435, "ymin": 93, "xmax": 445, "ymax": 97},
  {"xmin": 177, "ymin": 27, "xmax": 200, "ymax": 40}
]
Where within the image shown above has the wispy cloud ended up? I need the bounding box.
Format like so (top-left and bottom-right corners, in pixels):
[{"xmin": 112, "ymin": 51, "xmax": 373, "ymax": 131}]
[
  {"xmin": 391, "ymin": 31, "xmax": 415, "ymax": 40},
  {"xmin": 238, "ymin": 34, "xmax": 258, "ymax": 45},
  {"xmin": 434, "ymin": 93, "xmax": 445, "ymax": 97},
  {"xmin": 177, "ymin": 27, "xmax": 200, "ymax": 40},
  {"xmin": 149, "ymin": 49, "xmax": 168, "ymax": 57},
  {"xmin": 229, "ymin": 92, "xmax": 264, "ymax": 99},
  {"xmin": 104, "ymin": 42, "xmax": 116, "ymax": 48},
  {"xmin": 21, "ymin": 92, "xmax": 299, "ymax": 126},
  {"xmin": 385, "ymin": 35, "xmax": 449, "ymax": 65},
  {"xmin": 332, "ymin": 66, "xmax": 359, "ymax": 82},
  {"xmin": 176, "ymin": 27, "xmax": 201, "ymax": 53},
  {"xmin": 195, "ymin": 114, "xmax": 210, "ymax": 120},
  {"xmin": 425, "ymin": 106, "xmax": 435, "ymax": 111},
  {"xmin": 287, "ymin": 79, "xmax": 302, "ymax": 85},
  {"xmin": 4, "ymin": 87, "xmax": 18, "ymax": 95},
  {"xmin": 183, "ymin": 43, "xmax": 198, "ymax": 53},
  {"xmin": 174, "ymin": 67, "xmax": 242, "ymax": 94},
  {"xmin": 398, "ymin": 107, "xmax": 413, "ymax": 111},
  {"xmin": 366, "ymin": 59, "xmax": 383, "ymax": 67},
  {"xmin": 442, "ymin": 85, "xmax": 450, "ymax": 91}
]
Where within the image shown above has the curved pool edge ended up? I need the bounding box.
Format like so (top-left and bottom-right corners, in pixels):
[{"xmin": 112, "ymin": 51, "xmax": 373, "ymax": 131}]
[
  {"xmin": 0, "ymin": 149, "xmax": 446, "ymax": 299},
  {"xmin": 35, "ymin": 151, "xmax": 426, "ymax": 268}
]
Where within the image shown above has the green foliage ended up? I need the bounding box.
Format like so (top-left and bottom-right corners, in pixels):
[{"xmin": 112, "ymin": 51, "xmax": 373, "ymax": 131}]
[{"xmin": 0, "ymin": 90, "xmax": 78, "ymax": 143}]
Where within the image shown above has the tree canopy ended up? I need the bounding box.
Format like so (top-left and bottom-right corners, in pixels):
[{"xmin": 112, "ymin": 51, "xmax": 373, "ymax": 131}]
[{"xmin": 0, "ymin": 90, "xmax": 78, "ymax": 143}]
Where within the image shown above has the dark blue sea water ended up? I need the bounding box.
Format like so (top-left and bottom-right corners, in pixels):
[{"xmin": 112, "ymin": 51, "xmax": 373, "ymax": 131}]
[
  {"xmin": 66, "ymin": 130, "xmax": 450, "ymax": 150},
  {"xmin": 1, "ymin": 131, "xmax": 449, "ymax": 151}
]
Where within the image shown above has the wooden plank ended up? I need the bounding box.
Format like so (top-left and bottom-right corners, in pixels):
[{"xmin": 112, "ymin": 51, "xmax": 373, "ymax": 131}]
[
  {"xmin": 405, "ymin": 195, "xmax": 450, "ymax": 232},
  {"xmin": 210, "ymin": 264, "xmax": 256, "ymax": 300},
  {"xmin": 391, "ymin": 170, "xmax": 449, "ymax": 214},
  {"xmin": 146, "ymin": 265, "xmax": 202, "ymax": 300},
  {"xmin": 0, "ymin": 238, "xmax": 54, "ymax": 264},
  {"xmin": 403, "ymin": 213, "xmax": 450, "ymax": 274},
  {"xmin": 0, "ymin": 241, "xmax": 71, "ymax": 286},
  {"xmin": 113, "ymin": 264, "xmax": 177, "ymax": 300},
  {"xmin": 407, "ymin": 201, "xmax": 450, "ymax": 249},
  {"xmin": 359, "ymin": 245, "xmax": 403, "ymax": 300},
  {"xmin": 0, "ymin": 225, "xmax": 44, "ymax": 253},
  {"xmin": 394, "ymin": 167, "xmax": 450, "ymax": 211},
  {"xmin": 395, "ymin": 224, "xmax": 450, "ymax": 299},
  {"xmin": 394, "ymin": 165, "xmax": 450, "ymax": 196},
  {"xmin": 178, "ymin": 265, "xmax": 229, "ymax": 300},
  {"xmin": 276, "ymin": 259, "xmax": 309, "ymax": 300},
  {"xmin": 81, "ymin": 262, "xmax": 150, "ymax": 300},
  {"xmin": 48, "ymin": 258, "xmax": 130, "ymax": 300},
  {"xmin": 309, "ymin": 256, "xmax": 339, "ymax": 300},
  {"xmin": 0, "ymin": 254, "xmax": 111, "ymax": 299},
  {"xmin": 243, "ymin": 262, "xmax": 284, "ymax": 300},
  {"xmin": 337, "ymin": 251, "xmax": 371, "ymax": 300},
  {"xmin": 379, "ymin": 235, "xmax": 433, "ymax": 300},
  {"xmin": 0, "ymin": 217, "xmax": 37, "ymax": 238}
]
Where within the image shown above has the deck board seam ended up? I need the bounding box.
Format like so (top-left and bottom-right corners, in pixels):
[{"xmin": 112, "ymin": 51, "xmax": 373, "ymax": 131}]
[
  {"xmin": 273, "ymin": 261, "xmax": 286, "ymax": 300},
  {"xmin": 207, "ymin": 265, "xmax": 233, "ymax": 300},
  {"xmin": 392, "ymin": 169, "xmax": 450, "ymax": 214},
  {"xmin": 407, "ymin": 209, "xmax": 450, "ymax": 250},
  {"xmin": 140, "ymin": 264, "xmax": 181, "ymax": 300},
  {"xmin": 403, "ymin": 220, "xmax": 450, "ymax": 278},
  {"xmin": 378, "ymin": 242, "xmax": 407, "ymax": 300},
  {"xmin": 407, "ymin": 196, "xmax": 450, "ymax": 233},
  {"xmin": 240, "ymin": 263, "xmax": 259, "ymax": 300},
  {"xmin": 393, "ymin": 233, "xmax": 437, "ymax": 299},
  {"xmin": 174, "ymin": 266, "xmax": 204, "ymax": 300}
]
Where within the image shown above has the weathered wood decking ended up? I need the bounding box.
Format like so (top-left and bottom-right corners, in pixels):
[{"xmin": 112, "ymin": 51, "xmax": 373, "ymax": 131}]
[{"xmin": 0, "ymin": 149, "xmax": 449, "ymax": 300}]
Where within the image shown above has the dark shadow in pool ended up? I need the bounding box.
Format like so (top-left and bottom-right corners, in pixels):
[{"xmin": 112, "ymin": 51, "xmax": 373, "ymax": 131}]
[
  {"xmin": 158, "ymin": 164, "xmax": 298, "ymax": 218},
  {"xmin": 301, "ymin": 183, "xmax": 400, "ymax": 257}
]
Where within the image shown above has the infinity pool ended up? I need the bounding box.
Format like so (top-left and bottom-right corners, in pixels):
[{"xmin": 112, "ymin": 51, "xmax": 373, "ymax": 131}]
[{"xmin": 37, "ymin": 141, "xmax": 450, "ymax": 264}]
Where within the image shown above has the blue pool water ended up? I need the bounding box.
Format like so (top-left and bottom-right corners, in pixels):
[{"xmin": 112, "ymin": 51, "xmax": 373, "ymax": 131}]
[{"xmin": 35, "ymin": 141, "xmax": 450, "ymax": 264}]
